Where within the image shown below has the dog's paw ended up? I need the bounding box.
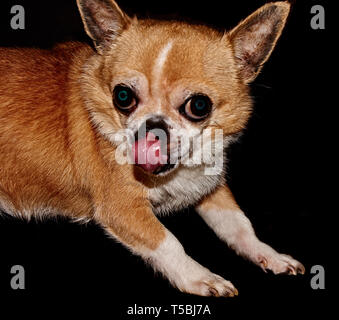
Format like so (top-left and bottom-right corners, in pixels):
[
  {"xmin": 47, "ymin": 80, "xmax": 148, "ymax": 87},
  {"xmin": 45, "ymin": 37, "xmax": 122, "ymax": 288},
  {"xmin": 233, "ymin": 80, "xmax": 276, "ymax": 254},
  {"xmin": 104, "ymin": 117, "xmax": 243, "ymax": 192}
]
[
  {"xmin": 177, "ymin": 270, "xmax": 238, "ymax": 297},
  {"xmin": 255, "ymin": 244, "xmax": 305, "ymax": 275}
]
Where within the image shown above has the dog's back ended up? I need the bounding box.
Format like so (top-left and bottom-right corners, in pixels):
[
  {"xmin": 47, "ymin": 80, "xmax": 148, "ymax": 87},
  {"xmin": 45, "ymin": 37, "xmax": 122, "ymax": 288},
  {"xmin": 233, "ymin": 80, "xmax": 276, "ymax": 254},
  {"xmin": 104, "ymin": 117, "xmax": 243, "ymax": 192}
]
[{"xmin": 0, "ymin": 43, "xmax": 95, "ymax": 218}]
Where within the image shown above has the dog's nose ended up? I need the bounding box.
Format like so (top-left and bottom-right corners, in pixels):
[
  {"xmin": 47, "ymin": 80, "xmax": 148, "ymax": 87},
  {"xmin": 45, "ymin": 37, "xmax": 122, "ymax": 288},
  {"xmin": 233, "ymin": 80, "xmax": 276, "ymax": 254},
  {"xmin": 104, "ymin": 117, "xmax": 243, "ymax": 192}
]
[
  {"xmin": 133, "ymin": 116, "xmax": 170, "ymax": 174},
  {"xmin": 145, "ymin": 116, "xmax": 169, "ymax": 136},
  {"xmin": 134, "ymin": 115, "xmax": 169, "ymax": 142}
]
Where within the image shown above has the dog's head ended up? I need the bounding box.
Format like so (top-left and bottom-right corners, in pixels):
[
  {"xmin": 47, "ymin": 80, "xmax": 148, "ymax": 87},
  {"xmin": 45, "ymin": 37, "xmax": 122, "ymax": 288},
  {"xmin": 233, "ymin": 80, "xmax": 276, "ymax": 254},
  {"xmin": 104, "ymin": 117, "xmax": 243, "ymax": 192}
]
[{"xmin": 77, "ymin": 0, "xmax": 290, "ymax": 176}]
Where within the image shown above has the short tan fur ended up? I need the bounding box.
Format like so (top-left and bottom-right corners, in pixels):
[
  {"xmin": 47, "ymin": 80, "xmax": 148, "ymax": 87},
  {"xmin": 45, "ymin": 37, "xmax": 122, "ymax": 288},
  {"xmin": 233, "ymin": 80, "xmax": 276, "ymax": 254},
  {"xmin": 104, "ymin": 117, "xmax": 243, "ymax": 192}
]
[{"xmin": 0, "ymin": 1, "xmax": 304, "ymax": 297}]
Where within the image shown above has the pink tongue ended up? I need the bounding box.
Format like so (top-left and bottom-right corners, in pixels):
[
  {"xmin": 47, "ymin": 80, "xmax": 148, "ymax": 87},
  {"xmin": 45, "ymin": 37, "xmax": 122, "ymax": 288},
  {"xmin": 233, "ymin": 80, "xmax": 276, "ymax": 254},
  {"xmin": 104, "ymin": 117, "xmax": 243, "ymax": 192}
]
[{"xmin": 133, "ymin": 132, "xmax": 168, "ymax": 173}]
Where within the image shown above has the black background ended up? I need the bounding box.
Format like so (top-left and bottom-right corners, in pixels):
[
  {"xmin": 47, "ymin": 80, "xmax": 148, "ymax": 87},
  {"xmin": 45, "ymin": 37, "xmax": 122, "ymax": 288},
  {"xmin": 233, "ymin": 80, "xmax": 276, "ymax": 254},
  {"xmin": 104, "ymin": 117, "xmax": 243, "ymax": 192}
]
[{"xmin": 0, "ymin": 0, "xmax": 333, "ymax": 318}]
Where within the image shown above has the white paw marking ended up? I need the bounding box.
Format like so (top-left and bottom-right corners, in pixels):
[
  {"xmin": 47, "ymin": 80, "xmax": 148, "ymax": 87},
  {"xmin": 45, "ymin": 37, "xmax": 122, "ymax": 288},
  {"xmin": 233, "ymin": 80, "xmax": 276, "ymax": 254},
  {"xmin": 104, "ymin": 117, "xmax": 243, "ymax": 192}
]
[
  {"xmin": 145, "ymin": 231, "xmax": 238, "ymax": 297},
  {"xmin": 254, "ymin": 243, "xmax": 305, "ymax": 275},
  {"xmin": 176, "ymin": 265, "xmax": 238, "ymax": 297}
]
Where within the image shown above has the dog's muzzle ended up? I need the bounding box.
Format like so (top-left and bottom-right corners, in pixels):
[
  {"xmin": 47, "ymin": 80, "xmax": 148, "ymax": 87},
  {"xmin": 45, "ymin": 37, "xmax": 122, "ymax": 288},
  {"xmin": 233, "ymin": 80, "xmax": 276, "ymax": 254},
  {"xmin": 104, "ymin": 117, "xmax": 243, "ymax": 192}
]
[{"xmin": 132, "ymin": 116, "xmax": 175, "ymax": 175}]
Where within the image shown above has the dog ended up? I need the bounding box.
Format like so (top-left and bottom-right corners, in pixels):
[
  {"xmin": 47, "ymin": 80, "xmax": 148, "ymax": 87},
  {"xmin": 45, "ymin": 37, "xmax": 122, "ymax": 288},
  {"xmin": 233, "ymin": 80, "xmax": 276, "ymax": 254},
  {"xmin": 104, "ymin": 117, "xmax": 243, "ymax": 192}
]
[{"xmin": 0, "ymin": 0, "xmax": 304, "ymax": 297}]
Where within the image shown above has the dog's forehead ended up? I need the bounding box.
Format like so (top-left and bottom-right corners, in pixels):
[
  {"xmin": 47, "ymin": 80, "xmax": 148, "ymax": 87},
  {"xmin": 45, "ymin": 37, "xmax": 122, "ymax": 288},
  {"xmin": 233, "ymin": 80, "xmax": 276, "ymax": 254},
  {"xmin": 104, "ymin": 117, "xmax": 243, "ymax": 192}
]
[{"xmin": 112, "ymin": 22, "xmax": 235, "ymax": 88}]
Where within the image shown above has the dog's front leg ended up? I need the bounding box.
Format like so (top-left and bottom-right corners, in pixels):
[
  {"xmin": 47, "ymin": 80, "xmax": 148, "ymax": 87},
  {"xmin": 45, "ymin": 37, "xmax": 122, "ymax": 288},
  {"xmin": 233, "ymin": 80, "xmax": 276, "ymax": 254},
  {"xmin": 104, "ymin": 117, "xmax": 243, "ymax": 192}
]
[
  {"xmin": 197, "ymin": 185, "xmax": 305, "ymax": 275},
  {"xmin": 93, "ymin": 184, "xmax": 238, "ymax": 297}
]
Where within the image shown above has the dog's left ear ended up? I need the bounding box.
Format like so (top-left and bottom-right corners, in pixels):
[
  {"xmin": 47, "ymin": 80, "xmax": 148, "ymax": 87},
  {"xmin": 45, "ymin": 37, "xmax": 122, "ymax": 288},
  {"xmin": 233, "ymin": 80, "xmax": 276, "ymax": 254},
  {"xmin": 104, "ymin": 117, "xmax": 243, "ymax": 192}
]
[
  {"xmin": 229, "ymin": 2, "xmax": 290, "ymax": 83},
  {"xmin": 76, "ymin": 0, "xmax": 132, "ymax": 53}
]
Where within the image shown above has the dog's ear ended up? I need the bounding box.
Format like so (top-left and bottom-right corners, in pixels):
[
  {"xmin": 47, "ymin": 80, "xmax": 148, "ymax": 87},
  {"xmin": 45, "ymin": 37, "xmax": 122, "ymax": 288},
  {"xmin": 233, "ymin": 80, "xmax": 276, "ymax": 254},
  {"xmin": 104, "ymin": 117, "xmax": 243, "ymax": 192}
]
[
  {"xmin": 229, "ymin": 2, "xmax": 290, "ymax": 83},
  {"xmin": 76, "ymin": 0, "xmax": 132, "ymax": 53}
]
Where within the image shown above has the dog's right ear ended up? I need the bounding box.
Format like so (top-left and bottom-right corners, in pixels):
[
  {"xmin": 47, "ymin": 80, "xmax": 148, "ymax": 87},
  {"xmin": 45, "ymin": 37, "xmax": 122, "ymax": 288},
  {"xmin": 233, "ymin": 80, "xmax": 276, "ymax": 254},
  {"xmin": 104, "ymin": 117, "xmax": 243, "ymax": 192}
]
[{"xmin": 76, "ymin": 0, "xmax": 132, "ymax": 53}]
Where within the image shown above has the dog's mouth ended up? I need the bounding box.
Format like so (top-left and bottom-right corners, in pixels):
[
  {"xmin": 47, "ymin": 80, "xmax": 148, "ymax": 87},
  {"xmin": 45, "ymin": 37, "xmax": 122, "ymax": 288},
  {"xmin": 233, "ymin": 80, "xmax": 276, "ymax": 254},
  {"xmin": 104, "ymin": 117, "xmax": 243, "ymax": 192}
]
[
  {"xmin": 152, "ymin": 162, "xmax": 176, "ymax": 175},
  {"xmin": 132, "ymin": 128, "xmax": 176, "ymax": 176}
]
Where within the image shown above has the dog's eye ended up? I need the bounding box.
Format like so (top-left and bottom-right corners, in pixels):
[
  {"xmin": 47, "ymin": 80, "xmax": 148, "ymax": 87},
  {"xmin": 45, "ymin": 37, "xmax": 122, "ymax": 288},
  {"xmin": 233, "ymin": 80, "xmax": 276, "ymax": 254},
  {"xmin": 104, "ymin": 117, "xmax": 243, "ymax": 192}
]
[
  {"xmin": 180, "ymin": 95, "xmax": 212, "ymax": 121},
  {"xmin": 113, "ymin": 85, "xmax": 137, "ymax": 113}
]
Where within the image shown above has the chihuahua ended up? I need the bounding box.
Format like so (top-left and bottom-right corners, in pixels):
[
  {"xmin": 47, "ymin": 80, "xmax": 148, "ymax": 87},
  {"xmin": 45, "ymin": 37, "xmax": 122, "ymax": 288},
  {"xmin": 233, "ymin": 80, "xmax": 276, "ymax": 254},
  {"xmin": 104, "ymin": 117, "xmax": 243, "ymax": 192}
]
[{"xmin": 0, "ymin": 0, "xmax": 304, "ymax": 297}]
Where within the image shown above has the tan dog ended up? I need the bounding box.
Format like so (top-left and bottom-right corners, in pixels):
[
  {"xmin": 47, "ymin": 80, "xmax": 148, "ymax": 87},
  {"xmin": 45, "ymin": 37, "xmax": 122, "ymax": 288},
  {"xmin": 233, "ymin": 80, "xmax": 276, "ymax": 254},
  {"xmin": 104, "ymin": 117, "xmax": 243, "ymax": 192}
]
[{"xmin": 0, "ymin": 0, "xmax": 304, "ymax": 297}]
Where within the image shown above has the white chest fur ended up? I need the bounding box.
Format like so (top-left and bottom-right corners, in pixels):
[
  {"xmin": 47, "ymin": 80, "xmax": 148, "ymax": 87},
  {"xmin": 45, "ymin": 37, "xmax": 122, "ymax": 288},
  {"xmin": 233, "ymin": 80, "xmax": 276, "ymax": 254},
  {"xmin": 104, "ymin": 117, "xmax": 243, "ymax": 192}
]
[{"xmin": 148, "ymin": 165, "xmax": 223, "ymax": 215}]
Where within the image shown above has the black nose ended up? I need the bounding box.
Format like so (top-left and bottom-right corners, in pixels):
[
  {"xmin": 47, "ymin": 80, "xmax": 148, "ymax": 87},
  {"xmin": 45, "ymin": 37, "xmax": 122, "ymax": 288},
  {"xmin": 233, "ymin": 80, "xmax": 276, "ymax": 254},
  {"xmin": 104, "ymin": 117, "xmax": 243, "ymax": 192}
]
[
  {"xmin": 145, "ymin": 116, "xmax": 169, "ymax": 135},
  {"xmin": 135, "ymin": 116, "xmax": 170, "ymax": 142}
]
